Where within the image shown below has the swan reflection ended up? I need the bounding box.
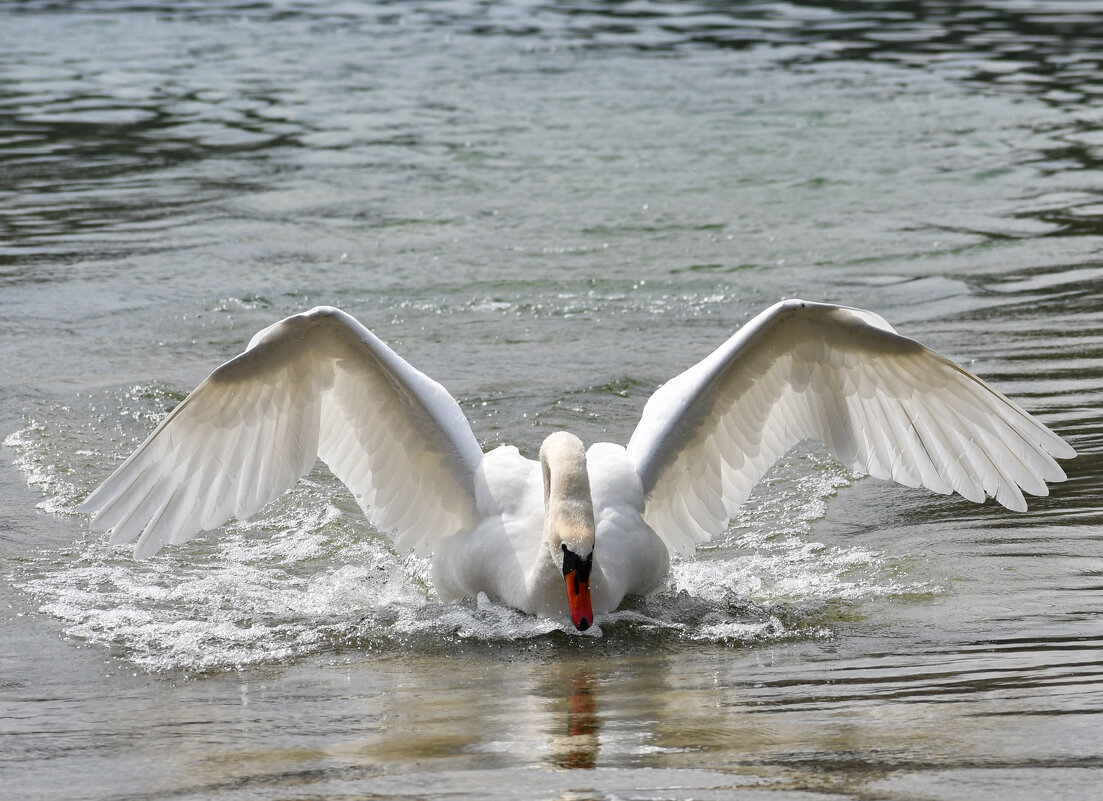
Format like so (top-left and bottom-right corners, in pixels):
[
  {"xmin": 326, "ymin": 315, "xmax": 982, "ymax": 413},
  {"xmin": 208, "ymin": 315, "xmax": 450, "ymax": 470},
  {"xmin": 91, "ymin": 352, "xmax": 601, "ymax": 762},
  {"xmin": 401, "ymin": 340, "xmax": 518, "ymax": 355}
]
[{"xmin": 548, "ymin": 669, "xmax": 600, "ymax": 769}]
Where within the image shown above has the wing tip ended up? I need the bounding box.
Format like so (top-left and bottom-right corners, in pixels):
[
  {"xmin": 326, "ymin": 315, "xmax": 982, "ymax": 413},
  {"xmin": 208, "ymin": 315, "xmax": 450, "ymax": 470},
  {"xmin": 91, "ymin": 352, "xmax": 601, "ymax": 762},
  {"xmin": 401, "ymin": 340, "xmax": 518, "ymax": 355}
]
[
  {"xmin": 131, "ymin": 542, "xmax": 159, "ymax": 561},
  {"xmin": 1052, "ymin": 439, "xmax": 1077, "ymax": 461}
]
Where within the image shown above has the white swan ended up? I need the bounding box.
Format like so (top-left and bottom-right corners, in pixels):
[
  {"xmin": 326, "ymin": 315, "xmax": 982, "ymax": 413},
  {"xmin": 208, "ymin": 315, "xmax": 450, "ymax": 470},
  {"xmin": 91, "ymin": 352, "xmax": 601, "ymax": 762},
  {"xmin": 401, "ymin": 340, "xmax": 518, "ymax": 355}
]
[{"xmin": 78, "ymin": 300, "xmax": 1075, "ymax": 630}]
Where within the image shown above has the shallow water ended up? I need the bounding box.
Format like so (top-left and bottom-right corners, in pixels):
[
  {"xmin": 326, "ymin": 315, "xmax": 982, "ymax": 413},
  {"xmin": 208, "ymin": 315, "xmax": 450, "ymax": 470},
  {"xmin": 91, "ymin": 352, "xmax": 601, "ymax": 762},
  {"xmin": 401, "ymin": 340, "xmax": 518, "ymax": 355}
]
[{"xmin": 2, "ymin": 2, "xmax": 1102, "ymax": 799}]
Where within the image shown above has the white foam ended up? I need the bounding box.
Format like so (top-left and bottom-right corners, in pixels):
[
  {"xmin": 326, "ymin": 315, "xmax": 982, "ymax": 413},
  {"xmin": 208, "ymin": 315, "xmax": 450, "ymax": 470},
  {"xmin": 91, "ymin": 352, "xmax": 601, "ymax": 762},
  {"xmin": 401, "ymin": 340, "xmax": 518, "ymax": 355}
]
[{"xmin": 10, "ymin": 392, "xmax": 938, "ymax": 672}]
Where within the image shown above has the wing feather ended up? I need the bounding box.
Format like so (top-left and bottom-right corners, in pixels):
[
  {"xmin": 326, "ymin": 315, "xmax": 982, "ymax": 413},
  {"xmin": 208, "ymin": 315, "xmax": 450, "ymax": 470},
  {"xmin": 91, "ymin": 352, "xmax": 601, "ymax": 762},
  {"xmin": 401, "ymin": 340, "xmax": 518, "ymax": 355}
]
[
  {"xmin": 79, "ymin": 307, "xmax": 484, "ymax": 559},
  {"xmin": 628, "ymin": 299, "xmax": 1075, "ymax": 556}
]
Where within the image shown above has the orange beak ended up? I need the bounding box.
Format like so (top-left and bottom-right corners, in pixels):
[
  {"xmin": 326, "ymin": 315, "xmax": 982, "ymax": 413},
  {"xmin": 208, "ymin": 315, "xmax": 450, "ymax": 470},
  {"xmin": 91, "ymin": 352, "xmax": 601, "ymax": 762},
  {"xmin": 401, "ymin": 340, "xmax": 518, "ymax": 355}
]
[{"xmin": 565, "ymin": 569, "xmax": 593, "ymax": 631}]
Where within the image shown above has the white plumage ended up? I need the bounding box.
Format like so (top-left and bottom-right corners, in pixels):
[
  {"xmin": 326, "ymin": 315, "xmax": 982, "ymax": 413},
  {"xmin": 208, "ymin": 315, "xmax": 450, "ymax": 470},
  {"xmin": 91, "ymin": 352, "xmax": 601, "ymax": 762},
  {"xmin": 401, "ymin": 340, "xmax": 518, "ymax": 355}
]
[{"xmin": 78, "ymin": 300, "xmax": 1074, "ymax": 628}]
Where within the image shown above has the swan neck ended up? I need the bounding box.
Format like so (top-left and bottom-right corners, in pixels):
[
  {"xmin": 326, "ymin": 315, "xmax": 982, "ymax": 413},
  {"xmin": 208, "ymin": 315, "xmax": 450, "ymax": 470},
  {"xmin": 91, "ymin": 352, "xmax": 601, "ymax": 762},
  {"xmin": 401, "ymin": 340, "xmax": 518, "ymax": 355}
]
[
  {"xmin": 543, "ymin": 455, "xmax": 592, "ymax": 511},
  {"xmin": 539, "ymin": 432, "xmax": 595, "ymax": 552}
]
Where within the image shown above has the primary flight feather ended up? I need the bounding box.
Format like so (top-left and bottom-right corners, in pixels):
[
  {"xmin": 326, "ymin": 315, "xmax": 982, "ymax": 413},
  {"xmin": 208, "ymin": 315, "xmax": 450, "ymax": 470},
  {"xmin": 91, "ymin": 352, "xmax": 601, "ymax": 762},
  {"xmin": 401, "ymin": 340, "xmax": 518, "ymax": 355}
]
[{"xmin": 79, "ymin": 300, "xmax": 1075, "ymax": 630}]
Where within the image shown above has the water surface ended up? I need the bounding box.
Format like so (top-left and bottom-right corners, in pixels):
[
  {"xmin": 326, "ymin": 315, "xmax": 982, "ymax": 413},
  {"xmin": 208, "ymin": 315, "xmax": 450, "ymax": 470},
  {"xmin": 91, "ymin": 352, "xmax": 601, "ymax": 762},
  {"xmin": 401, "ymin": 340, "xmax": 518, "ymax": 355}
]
[{"xmin": 2, "ymin": 2, "xmax": 1102, "ymax": 799}]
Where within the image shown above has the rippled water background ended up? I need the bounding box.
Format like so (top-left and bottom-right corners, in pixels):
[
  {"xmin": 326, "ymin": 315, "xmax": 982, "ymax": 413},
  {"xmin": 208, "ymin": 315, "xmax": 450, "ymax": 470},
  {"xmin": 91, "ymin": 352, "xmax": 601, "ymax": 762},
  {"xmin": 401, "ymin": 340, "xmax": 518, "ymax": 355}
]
[{"xmin": 2, "ymin": 2, "xmax": 1102, "ymax": 799}]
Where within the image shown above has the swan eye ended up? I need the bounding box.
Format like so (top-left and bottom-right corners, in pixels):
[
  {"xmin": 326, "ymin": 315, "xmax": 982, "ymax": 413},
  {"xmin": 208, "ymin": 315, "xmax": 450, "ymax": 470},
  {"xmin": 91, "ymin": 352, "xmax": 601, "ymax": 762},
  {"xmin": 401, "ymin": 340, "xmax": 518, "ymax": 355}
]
[{"xmin": 561, "ymin": 544, "xmax": 593, "ymax": 582}]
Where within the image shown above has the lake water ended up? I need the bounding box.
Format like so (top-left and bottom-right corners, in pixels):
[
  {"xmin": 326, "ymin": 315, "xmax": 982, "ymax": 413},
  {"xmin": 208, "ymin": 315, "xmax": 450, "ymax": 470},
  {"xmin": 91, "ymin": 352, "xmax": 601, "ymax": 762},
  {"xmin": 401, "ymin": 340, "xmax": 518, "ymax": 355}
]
[{"xmin": 2, "ymin": 2, "xmax": 1102, "ymax": 799}]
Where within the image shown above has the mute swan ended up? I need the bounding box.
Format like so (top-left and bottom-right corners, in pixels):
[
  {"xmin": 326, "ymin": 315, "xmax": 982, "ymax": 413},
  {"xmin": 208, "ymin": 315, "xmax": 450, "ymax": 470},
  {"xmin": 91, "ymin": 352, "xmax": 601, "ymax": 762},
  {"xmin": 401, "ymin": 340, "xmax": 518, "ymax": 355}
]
[{"xmin": 78, "ymin": 299, "xmax": 1075, "ymax": 631}]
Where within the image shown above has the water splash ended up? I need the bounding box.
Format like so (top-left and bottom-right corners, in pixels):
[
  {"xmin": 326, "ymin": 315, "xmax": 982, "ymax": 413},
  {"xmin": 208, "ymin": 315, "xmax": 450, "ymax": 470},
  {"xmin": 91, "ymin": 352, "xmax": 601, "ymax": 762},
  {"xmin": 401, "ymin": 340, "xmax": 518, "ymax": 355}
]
[{"xmin": 8, "ymin": 391, "xmax": 936, "ymax": 672}]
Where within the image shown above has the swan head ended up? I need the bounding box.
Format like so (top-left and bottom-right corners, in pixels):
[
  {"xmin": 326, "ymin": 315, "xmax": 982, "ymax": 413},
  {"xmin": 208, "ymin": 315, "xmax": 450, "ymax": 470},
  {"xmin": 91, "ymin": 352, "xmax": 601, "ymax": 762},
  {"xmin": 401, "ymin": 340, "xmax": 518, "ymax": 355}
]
[{"xmin": 540, "ymin": 431, "xmax": 596, "ymax": 631}]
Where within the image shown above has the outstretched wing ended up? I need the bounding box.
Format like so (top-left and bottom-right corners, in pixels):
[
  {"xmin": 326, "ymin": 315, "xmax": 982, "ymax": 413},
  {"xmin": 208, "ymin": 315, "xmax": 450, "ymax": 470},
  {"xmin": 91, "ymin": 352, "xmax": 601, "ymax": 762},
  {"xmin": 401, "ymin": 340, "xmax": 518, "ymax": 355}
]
[
  {"xmin": 627, "ymin": 299, "xmax": 1075, "ymax": 556},
  {"xmin": 78, "ymin": 307, "xmax": 485, "ymax": 559}
]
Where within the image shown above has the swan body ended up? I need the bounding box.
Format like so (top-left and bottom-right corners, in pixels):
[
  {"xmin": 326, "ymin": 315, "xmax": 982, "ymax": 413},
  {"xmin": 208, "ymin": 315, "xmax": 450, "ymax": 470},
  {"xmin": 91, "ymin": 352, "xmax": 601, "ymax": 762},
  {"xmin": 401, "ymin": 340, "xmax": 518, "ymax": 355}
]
[
  {"xmin": 430, "ymin": 439, "xmax": 669, "ymax": 627},
  {"xmin": 78, "ymin": 300, "xmax": 1075, "ymax": 630}
]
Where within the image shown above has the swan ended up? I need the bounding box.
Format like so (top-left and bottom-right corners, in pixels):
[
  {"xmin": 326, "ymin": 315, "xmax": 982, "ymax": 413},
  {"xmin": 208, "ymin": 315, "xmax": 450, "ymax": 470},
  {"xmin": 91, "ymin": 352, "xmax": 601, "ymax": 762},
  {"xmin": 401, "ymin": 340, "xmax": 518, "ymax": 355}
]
[{"xmin": 77, "ymin": 299, "xmax": 1075, "ymax": 631}]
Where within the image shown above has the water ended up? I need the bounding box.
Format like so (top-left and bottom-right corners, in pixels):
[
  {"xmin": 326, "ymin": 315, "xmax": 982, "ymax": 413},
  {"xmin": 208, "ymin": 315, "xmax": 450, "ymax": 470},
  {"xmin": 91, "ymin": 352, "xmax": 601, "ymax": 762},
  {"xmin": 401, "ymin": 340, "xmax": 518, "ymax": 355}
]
[{"xmin": 2, "ymin": 1, "xmax": 1102, "ymax": 798}]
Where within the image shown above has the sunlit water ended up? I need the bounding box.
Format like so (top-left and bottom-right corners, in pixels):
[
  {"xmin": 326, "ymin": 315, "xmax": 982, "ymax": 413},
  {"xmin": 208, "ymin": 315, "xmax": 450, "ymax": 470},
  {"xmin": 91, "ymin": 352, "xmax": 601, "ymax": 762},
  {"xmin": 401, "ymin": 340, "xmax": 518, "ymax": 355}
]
[{"xmin": 2, "ymin": 2, "xmax": 1102, "ymax": 799}]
